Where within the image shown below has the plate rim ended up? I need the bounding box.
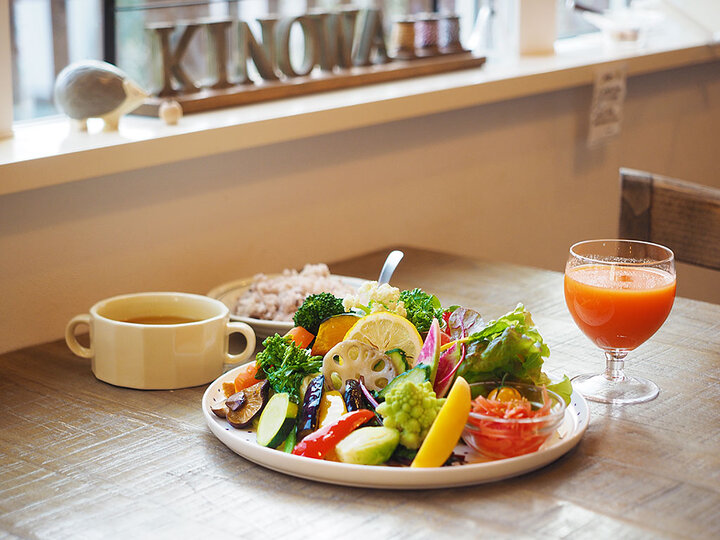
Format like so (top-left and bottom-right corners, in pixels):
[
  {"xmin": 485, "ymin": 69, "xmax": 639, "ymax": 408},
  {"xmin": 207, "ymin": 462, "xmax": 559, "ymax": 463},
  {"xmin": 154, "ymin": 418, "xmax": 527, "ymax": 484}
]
[{"xmin": 202, "ymin": 365, "xmax": 590, "ymax": 489}]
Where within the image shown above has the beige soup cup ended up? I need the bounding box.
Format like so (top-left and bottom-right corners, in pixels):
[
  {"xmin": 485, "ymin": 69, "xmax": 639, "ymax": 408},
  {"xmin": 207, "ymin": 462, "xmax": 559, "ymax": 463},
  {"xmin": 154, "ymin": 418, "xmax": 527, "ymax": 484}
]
[{"xmin": 65, "ymin": 292, "xmax": 256, "ymax": 389}]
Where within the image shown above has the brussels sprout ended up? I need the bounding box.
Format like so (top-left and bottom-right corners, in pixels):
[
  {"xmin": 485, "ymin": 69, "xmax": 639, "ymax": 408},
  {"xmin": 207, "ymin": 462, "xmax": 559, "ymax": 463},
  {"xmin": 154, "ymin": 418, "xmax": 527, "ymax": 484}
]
[{"xmin": 334, "ymin": 426, "xmax": 400, "ymax": 465}]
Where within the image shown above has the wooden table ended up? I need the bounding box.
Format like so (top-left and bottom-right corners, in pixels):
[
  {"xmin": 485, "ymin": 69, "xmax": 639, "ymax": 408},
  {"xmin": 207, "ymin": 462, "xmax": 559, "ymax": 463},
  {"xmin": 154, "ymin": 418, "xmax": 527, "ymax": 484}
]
[{"xmin": 2, "ymin": 247, "xmax": 719, "ymax": 539}]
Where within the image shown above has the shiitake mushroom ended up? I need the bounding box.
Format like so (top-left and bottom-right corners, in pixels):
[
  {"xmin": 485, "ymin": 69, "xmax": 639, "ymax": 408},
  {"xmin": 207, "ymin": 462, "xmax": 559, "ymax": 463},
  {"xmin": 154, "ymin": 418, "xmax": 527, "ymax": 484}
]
[
  {"xmin": 226, "ymin": 380, "xmax": 269, "ymax": 428},
  {"xmin": 211, "ymin": 390, "xmax": 248, "ymax": 419},
  {"xmin": 211, "ymin": 397, "xmax": 230, "ymax": 418},
  {"xmin": 225, "ymin": 391, "xmax": 246, "ymax": 412}
]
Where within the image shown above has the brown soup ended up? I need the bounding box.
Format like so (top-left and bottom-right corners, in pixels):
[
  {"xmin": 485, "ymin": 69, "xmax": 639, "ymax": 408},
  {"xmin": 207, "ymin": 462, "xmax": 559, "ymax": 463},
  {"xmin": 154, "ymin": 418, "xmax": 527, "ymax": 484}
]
[{"xmin": 121, "ymin": 315, "xmax": 202, "ymax": 325}]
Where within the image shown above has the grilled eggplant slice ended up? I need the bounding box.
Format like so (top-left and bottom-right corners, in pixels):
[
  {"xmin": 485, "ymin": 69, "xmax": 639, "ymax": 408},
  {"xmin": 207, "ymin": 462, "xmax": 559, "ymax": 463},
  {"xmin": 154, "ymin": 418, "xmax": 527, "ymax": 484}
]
[
  {"xmin": 343, "ymin": 379, "xmax": 365, "ymax": 412},
  {"xmin": 297, "ymin": 374, "xmax": 324, "ymax": 440}
]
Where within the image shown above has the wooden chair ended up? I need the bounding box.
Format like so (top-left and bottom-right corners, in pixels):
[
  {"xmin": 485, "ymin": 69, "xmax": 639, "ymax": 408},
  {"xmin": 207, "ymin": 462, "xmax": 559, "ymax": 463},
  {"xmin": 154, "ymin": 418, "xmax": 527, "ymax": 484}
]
[{"xmin": 619, "ymin": 168, "xmax": 720, "ymax": 271}]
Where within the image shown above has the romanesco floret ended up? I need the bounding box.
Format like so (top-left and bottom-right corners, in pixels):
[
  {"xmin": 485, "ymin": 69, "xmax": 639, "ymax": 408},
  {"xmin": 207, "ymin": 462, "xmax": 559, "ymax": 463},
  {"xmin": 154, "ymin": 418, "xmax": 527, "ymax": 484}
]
[
  {"xmin": 375, "ymin": 379, "xmax": 445, "ymax": 449},
  {"xmin": 343, "ymin": 281, "xmax": 407, "ymax": 318}
]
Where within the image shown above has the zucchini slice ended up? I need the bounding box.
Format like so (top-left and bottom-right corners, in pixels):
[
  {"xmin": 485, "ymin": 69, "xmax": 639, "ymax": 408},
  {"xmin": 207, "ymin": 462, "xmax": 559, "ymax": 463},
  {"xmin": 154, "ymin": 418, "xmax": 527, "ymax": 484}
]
[
  {"xmin": 376, "ymin": 364, "xmax": 431, "ymax": 401},
  {"xmin": 385, "ymin": 348, "xmax": 409, "ymax": 374},
  {"xmin": 256, "ymin": 393, "xmax": 298, "ymax": 448}
]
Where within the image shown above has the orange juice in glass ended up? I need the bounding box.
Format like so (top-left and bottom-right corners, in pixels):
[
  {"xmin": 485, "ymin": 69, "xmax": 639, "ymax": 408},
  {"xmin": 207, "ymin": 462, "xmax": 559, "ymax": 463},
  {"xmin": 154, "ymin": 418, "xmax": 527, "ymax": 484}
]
[{"xmin": 564, "ymin": 240, "xmax": 676, "ymax": 405}]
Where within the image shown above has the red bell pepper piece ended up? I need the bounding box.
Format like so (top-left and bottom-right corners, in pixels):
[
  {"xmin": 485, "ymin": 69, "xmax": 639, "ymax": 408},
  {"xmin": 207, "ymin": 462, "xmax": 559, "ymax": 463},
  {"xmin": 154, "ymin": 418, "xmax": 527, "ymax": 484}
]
[{"xmin": 292, "ymin": 409, "xmax": 374, "ymax": 459}]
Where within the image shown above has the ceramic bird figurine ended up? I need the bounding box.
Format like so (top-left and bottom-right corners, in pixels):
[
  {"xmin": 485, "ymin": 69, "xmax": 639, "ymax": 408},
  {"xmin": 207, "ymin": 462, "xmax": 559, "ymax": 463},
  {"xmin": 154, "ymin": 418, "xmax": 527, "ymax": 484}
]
[{"xmin": 54, "ymin": 60, "xmax": 148, "ymax": 132}]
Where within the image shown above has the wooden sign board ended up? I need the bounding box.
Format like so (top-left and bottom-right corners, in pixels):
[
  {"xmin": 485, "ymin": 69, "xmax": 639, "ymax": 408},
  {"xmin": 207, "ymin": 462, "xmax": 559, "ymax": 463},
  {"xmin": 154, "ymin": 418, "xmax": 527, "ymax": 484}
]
[
  {"xmin": 133, "ymin": 8, "xmax": 485, "ymax": 116},
  {"xmin": 135, "ymin": 53, "xmax": 485, "ymax": 116}
]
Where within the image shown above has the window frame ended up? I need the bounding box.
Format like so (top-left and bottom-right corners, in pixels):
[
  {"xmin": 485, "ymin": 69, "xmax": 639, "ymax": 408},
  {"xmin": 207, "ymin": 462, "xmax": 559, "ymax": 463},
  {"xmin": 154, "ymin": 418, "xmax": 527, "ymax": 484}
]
[{"xmin": 1, "ymin": 0, "xmax": 13, "ymax": 137}]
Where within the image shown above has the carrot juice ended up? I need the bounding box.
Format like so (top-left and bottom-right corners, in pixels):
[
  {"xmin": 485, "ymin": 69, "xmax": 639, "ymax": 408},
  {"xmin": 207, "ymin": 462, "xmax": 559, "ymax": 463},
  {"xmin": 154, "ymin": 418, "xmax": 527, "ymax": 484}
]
[{"xmin": 564, "ymin": 264, "xmax": 676, "ymax": 351}]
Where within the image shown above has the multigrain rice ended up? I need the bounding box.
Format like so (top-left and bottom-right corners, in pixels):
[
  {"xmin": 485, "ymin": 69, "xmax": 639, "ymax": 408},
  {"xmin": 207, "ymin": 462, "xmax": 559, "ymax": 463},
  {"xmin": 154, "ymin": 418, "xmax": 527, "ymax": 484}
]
[{"xmin": 234, "ymin": 264, "xmax": 356, "ymax": 321}]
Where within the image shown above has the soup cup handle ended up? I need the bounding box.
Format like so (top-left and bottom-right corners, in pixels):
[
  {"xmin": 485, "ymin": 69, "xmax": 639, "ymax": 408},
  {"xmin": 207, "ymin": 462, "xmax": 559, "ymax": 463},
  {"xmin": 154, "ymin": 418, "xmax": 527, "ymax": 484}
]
[
  {"xmin": 65, "ymin": 314, "xmax": 93, "ymax": 358},
  {"xmin": 225, "ymin": 322, "xmax": 256, "ymax": 366}
]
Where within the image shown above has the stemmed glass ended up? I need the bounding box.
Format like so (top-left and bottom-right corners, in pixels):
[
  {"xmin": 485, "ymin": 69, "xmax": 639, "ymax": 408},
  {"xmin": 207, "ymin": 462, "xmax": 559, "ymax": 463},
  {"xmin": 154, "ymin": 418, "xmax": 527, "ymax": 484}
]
[{"xmin": 564, "ymin": 240, "xmax": 676, "ymax": 405}]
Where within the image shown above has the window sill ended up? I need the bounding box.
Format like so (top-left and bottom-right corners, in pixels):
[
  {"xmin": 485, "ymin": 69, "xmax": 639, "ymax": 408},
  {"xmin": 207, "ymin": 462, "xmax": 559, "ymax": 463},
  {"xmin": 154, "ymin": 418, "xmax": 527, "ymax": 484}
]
[{"xmin": 1, "ymin": 20, "xmax": 718, "ymax": 197}]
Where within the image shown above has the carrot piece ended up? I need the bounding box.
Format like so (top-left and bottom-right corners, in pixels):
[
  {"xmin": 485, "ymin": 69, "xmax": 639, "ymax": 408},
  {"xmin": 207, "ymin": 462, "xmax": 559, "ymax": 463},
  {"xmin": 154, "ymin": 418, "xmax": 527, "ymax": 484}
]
[
  {"xmin": 285, "ymin": 326, "xmax": 315, "ymax": 349},
  {"xmin": 234, "ymin": 361, "xmax": 262, "ymax": 392}
]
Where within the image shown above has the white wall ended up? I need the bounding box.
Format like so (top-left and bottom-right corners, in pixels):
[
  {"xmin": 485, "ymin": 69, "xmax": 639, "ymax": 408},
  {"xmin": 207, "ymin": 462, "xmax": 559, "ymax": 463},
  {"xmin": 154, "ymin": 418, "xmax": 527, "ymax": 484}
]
[{"xmin": 1, "ymin": 61, "xmax": 719, "ymax": 354}]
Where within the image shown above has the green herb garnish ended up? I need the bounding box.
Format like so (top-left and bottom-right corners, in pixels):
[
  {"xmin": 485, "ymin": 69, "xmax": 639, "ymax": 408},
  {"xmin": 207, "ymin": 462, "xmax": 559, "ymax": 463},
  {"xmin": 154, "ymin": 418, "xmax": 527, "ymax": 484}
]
[
  {"xmin": 255, "ymin": 335, "xmax": 323, "ymax": 403},
  {"xmin": 399, "ymin": 288, "xmax": 444, "ymax": 333}
]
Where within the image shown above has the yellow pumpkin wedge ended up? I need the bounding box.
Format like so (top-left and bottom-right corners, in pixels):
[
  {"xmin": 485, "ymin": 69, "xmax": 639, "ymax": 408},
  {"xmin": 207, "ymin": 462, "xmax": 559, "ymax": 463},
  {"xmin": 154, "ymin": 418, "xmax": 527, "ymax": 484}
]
[
  {"xmin": 410, "ymin": 376, "xmax": 471, "ymax": 468},
  {"xmin": 311, "ymin": 314, "xmax": 360, "ymax": 356},
  {"xmin": 317, "ymin": 390, "xmax": 347, "ymax": 428}
]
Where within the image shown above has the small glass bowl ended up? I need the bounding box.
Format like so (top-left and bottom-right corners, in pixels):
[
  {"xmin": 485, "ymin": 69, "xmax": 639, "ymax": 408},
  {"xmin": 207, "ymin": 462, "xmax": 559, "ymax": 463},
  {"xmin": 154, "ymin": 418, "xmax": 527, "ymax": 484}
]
[{"xmin": 462, "ymin": 382, "xmax": 567, "ymax": 460}]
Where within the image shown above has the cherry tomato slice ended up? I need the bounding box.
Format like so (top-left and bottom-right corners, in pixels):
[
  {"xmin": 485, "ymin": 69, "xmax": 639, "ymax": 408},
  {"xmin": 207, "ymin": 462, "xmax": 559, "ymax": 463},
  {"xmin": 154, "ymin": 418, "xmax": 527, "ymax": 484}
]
[{"xmin": 487, "ymin": 386, "xmax": 522, "ymax": 402}]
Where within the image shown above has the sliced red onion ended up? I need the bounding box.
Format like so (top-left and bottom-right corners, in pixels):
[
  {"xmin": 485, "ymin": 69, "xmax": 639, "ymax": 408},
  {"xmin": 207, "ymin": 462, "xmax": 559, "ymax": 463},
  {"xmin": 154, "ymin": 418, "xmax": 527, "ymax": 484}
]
[{"xmin": 358, "ymin": 376, "xmax": 380, "ymax": 409}]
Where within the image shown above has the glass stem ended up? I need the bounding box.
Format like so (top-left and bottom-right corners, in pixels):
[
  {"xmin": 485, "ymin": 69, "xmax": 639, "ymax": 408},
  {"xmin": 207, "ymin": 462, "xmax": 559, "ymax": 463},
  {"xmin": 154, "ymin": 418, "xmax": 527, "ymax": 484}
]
[{"xmin": 604, "ymin": 350, "xmax": 628, "ymax": 382}]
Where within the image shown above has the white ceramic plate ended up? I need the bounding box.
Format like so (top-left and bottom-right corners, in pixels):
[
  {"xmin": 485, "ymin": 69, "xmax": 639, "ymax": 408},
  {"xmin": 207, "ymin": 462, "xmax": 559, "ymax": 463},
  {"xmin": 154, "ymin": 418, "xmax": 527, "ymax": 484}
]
[
  {"xmin": 207, "ymin": 275, "xmax": 367, "ymax": 340},
  {"xmin": 202, "ymin": 366, "xmax": 590, "ymax": 489}
]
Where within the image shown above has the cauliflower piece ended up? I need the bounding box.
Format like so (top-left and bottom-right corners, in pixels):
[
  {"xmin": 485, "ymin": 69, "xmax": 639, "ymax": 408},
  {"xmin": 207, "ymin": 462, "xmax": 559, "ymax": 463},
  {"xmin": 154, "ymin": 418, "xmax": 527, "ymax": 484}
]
[
  {"xmin": 343, "ymin": 281, "xmax": 407, "ymax": 318},
  {"xmin": 375, "ymin": 379, "xmax": 445, "ymax": 450}
]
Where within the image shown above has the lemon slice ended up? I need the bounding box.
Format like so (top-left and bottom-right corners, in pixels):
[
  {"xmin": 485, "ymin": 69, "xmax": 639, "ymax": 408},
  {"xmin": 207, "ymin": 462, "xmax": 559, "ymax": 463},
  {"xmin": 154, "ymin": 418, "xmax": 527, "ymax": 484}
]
[{"xmin": 343, "ymin": 312, "xmax": 423, "ymax": 365}]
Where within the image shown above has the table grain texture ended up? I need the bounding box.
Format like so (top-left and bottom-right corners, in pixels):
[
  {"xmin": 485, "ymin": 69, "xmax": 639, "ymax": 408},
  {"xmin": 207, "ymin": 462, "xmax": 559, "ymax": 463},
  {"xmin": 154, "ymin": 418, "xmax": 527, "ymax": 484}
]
[{"xmin": 2, "ymin": 247, "xmax": 719, "ymax": 540}]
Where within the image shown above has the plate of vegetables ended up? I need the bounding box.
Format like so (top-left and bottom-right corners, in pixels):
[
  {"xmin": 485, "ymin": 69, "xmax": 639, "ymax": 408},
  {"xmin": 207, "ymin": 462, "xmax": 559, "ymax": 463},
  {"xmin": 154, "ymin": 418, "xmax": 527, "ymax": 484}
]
[{"xmin": 202, "ymin": 284, "xmax": 590, "ymax": 489}]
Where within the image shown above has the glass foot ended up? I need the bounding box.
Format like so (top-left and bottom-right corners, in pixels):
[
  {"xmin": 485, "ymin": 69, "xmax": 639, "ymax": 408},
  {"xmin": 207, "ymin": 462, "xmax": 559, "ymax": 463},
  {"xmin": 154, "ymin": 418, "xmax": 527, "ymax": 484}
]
[{"xmin": 571, "ymin": 373, "xmax": 659, "ymax": 405}]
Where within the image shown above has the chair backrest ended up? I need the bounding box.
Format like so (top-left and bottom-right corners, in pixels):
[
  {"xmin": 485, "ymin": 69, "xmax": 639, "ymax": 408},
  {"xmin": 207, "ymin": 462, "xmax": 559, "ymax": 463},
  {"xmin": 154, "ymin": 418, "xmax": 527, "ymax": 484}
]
[{"xmin": 619, "ymin": 168, "xmax": 720, "ymax": 271}]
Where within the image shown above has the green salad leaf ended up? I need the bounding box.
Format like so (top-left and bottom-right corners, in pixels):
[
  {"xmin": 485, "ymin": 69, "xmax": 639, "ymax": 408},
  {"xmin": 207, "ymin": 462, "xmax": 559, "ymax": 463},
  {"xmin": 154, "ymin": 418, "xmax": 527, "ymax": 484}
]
[
  {"xmin": 454, "ymin": 304, "xmax": 552, "ymax": 387},
  {"xmin": 547, "ymin": 375, "xmax": 573, "ymax": 406}
]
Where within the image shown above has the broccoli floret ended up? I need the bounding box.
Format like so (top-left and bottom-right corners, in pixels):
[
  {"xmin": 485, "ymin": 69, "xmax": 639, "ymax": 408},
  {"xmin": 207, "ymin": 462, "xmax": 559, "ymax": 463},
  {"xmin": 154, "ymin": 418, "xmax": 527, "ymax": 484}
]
[
  {"xmin": 375, "ymin": 379, "xmax": 445, "ymax": 450},
  {"xmin": 293, "ymin": 292, "xmax": 346, "ymax": 335},
  {"xmin": 256, "ymin": 334, "xmax": 323, "ymax": 403},
  {"xmin": 399, "ymin": 288, "xmax": 444, "ymax": 333}
]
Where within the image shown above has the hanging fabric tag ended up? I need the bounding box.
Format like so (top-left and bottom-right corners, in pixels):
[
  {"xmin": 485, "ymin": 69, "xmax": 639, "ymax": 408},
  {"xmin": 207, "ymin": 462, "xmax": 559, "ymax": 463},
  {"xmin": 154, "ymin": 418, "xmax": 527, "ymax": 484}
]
[{"xmin": 588, "ymin": 65, "xmax": 627, "ymax": 147}]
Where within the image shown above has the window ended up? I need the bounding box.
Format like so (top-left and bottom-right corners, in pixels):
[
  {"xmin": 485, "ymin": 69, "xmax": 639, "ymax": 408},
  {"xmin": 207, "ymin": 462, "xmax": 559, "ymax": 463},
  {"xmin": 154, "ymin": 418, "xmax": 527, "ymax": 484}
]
[
  {"xmin": 10, "ymin": 0, "xmax": 103, "ymax": 120},
  {"xmin": 8, "ymin": 0, "xmax": 614, "ymax": 122}
]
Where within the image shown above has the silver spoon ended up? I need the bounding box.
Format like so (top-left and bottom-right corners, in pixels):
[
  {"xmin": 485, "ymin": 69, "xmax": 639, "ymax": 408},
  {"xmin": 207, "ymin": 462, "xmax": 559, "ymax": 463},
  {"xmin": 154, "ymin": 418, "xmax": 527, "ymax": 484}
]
[{"xmin": 378, "ymin": 250, "xmax": 404, "ymax": 285}]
